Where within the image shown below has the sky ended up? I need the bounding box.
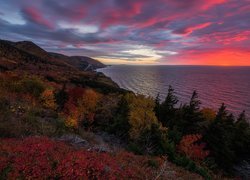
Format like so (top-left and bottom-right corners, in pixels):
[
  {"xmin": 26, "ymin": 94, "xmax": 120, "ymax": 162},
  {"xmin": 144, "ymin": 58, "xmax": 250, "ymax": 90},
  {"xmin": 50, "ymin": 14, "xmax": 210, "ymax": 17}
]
[{"xmin": 0, "ymin": 0, "xmax": 250, "ymax": 65}]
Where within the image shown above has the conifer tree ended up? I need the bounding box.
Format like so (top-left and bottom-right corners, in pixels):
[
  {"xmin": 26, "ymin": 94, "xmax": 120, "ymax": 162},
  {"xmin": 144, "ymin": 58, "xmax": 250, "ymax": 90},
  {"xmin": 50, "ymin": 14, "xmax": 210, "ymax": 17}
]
[
  {"xmin": 159, "ymin": 86, "xmax": 178, "ymax": 127},
  {"xmin": 233, "ymin": 111, "xmax": 250, "ymax": 160},
  {"xmin": 111, "ymin": 94, "xmax": 130, "ymax": 139},
  {"xmin": 154, "ymin": 93, "xmax": 161, "ymax": 120},
  {"xmin": 180, "ymin": 91, "xmax": 205, "ymax": 134},
  {"xmin": 215, "ymin": 103, "xmax": 227, "ymax": 121},
  {"xmin": 204, "ymin": 104, "xmax": 236, "ymax": 171},
  {"xmin": 189, "ymin": 90, "xmax": 201, "ymax": 111},
  {"xmin": 55, "ymin": 84, "xmax": 68, "ymax": 110}
]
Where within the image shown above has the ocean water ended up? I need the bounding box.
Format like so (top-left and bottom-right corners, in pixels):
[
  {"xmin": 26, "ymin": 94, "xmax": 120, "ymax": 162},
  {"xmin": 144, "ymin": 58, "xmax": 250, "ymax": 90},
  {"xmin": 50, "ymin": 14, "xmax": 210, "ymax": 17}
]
[{"xmin": 97, "ymin": 65, "xmax": 250, "ymax": 117}]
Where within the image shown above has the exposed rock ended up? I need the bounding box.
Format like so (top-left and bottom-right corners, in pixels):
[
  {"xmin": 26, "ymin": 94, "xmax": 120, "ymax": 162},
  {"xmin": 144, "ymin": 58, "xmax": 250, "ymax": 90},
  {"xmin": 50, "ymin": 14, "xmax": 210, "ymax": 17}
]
[
  {"xmin": 58, "ymin": 134, "xmax": 89, "ymax": 148},
  {"xmin": 233, "ymin": 160, "xmax": 250, "ymax": 179}
]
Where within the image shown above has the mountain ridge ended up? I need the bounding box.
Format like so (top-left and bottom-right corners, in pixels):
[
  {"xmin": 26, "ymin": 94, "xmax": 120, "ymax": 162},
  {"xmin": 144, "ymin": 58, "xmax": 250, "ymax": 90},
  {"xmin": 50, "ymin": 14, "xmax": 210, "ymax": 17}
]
[{"xmin": 0, "ymin": 39, "xmax": 106, "ymax": 71}]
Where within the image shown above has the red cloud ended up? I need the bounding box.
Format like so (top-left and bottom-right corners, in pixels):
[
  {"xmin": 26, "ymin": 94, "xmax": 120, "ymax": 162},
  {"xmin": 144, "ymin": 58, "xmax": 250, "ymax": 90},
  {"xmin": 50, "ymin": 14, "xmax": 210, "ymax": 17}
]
[
  {"xmin": 186, "ymin": 22, "xmax": 212, "ymax": 34},
  {"xmin": 200, "ymin": 0, "xmax": 226, "ymax": 10},
  {"xmin": 198, "ymin": 30, "xmax": 250, "ymax": 45},
  {"xmin": 99, "ymin": 1, "xmax": 144, "ymax": 28},
  {"xmin": 168, "ymin": 48, "xmax": 250, "ymax": 66},
  {"xmin": 23, "ymin": 7, "xmax": 54, "ymax": 29},
  {"xmin": 175, "ymin": 22, "xmax": 212, "ymax": 35}
]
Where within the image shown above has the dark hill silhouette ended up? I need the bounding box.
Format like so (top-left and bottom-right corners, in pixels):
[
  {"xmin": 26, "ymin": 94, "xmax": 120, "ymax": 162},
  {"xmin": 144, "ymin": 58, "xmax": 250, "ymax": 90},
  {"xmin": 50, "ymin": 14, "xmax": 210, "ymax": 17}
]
[
  {"xmin": 0, "ymin": 39, "xmax": 106, "ymax": 71},
  {"xmin": 49, "ymin": 53, "xmax": 105, "ymax": 71},
  {"xmin": 14, "ymin": 41, "xmax": 48, "ymax": 58},
  {"xmin": 0, "ymin": 39, "xmax": 120, "ymax": 93}
]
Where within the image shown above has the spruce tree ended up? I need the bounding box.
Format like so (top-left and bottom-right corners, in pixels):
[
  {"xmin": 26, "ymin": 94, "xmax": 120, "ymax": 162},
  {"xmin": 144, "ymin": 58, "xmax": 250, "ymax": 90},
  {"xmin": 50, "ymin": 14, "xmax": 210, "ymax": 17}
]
[
  {"xmin": 55, "ymin": 84, "xmax": 68, "ymax": 110},
  {"xmin": 159, "ymin": 86, "xmax": 178, "ymax": 127},
  {"xmin": 154, "ymin": 93, "xmax": 161, "ymax": 120},
  {"xmin": 215, "ymin": 103, "xmax": 227, "ymax": 121},
  {"xmin": 189, "ymin": 90, "xmax": 201, "ymax": 111},
  {"xmin": 234, "ymin": 111, "xmax": 250, "ymax": 160},
  {"xmin": 181, "ymin": 90, "xmax": 204, "ymax": 134},
  {"xmin": 111, "ymin": 94, "xmax": 130, "ymax": 139},
  {"xmin": 204, "ymin": 104, "xmax": 236, "ymax": 171}
]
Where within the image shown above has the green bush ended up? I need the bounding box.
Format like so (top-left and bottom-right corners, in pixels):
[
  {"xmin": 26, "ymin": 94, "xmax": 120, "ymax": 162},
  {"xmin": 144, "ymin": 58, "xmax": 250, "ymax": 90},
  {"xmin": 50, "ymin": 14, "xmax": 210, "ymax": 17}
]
[
  {"xmin": 147, "ymin": 159, "xmax": 160, "ymax": 168},
  {"xmin": 127, "ymin": 142, "xmax": 143, "ymax": 155},
  {"xmin": 173, "ymin": 154, "xmax": 211, "ymax": 179},
  {"xmin": 0, "ymin": 97, "xmax": 9, "ymax": 112},
  {"xmin": 20, "ymin": 77, "xmax": 45, "ymax": 97},
  {"xmin": 165, "ymin": 141, "xmax": 176, "ymax": 161}
]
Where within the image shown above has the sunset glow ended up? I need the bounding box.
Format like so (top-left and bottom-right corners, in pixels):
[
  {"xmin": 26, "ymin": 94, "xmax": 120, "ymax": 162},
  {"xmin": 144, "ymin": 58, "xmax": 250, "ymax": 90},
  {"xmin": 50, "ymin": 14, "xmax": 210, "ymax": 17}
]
[{"xmin": 0, "ymin": 0, "xmax": 249, "ymax": 65}]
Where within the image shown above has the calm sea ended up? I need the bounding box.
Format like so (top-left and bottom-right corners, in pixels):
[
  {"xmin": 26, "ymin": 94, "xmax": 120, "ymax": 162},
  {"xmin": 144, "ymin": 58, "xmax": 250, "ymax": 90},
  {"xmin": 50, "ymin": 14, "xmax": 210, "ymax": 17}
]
[{"xmin": 97, "ymin": 65, "xmax": 250, "ymax": 117}]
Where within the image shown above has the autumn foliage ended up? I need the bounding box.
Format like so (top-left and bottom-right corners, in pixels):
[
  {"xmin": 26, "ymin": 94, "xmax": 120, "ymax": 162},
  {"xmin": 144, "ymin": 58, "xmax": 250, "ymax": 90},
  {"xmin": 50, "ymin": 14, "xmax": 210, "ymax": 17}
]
[
  {"xmin": 177, "ymin": 134, "xmax": 209, "ymax": 161},
  {"xmin": 62, "ymin": 87, "xmax": 100, "ymax": 129},
  {"xmin": 40, "ymin": 89, "xmax": 57, "ymax": 110},
  {"xmin": 0, "ymin": 137, "xmax": 163, "ymax": 179}
]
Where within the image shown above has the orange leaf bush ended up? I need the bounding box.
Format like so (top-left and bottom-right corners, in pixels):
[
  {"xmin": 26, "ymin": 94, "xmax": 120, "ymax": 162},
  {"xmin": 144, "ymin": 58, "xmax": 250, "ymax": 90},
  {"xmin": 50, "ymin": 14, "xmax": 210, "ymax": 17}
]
[
  {"xmin": 40, "ymin": 89, "xmax": 57, "ymax": 110},
  {"xmin": 62, "ymin": 87, "xmax": 100, "ymax": 129},
  {"xmin": 177, "ymin": 134, "xmax": 209, "ymax": 161}
]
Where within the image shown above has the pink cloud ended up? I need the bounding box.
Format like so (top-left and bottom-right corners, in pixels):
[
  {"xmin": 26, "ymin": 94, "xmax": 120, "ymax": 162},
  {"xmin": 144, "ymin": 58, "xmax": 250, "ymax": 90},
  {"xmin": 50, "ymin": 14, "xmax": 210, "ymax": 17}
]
[
  {"xmin": 185, "ymin": 22, "xmax": 212, "ymax": 35},
  {"xmin": 174, "ymin": 22, "xmax": 212, "ymax": 36},
  {"xmin": 199, "ymin": 30, "xmax": 250, "ymax": 45},
  {"xmin": 200, "ymin": 0, "xmax": 226, "ymax": 10},
  {"xmin": 23, "ymin": 7, "xmax": 54, "ymax": 29}
]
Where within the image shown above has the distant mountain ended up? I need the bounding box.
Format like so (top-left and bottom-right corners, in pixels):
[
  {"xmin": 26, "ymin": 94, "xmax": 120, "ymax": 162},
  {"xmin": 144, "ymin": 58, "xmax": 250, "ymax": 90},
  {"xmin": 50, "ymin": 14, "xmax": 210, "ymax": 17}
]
[
  {"xmin": 0, "ymin": 39, "xmax": 106, "ymax": 71},
  {"xmin": 49, "ymin": 53, "xmax": 106, "ymax": 71}
]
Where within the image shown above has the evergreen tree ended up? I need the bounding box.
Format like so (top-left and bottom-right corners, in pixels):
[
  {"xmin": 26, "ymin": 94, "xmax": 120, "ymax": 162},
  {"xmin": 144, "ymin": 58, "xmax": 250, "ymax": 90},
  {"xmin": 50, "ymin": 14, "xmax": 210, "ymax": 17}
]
[
  {"xmin": 204, "ymin": 104, "xmax": 236, "ymax": 171},
  {"xmin": 180, "ymin": 91, "xmax": 205, "ymax": 134},
  {"xmin": 215, "ymin": 103, "xmax": 227, "ymax": 121},
  {"xmin": 189, "ymin": 90, "xmax": 201, "ymax": 111},
  {"xmin": 110, "ymin": 94, "xmax": 130, "ymax": 139},
  {"xmin": 237, "ymin": 110, "xmax": 247, "ymax": 123},
  {"xmin": 55, "ymin": 84, "xmax": 68, "ymax": 110},
  {"xmin": 233, "ymin": 111, "xmax": 250, "ymax": 160},
  {"xmin": 159, "ymin": 86, "xmax": 178, "ymax": 127},
  {"xmin": 154, "ymin": 93, "xmax": 161, "ymax": 120}
]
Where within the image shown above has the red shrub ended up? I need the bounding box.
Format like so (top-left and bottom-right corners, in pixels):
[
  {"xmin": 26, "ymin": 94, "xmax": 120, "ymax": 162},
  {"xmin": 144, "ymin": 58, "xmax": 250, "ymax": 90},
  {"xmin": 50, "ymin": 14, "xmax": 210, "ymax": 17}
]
[
  {"xmin": 0, "ymin": 137, "xmax": 163, "ymax": 179},
  {"xmin": 177, "ymin": 134, "xmax": 209, "ymax": 161},
  {"xmin": 67, "ymin": 87, "xmax": 85, "ymax": 103}
]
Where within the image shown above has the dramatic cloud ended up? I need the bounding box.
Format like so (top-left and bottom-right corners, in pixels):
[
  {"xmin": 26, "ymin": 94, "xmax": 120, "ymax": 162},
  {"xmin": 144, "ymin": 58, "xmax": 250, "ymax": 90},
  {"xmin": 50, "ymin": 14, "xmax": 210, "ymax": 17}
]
[{"xmin": 0, "ymin": 0, "xmax": 249, "ymax": 65}]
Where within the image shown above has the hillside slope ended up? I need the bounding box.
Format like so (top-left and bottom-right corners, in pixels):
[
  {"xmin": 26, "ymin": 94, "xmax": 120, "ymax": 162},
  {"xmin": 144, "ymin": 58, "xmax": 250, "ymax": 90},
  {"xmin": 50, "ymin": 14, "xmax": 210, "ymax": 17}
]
[
  {"xmin": 0, "ymin": 39, "xmax": 106, "ymax": 72},
  {"xmin": 0, "ymin": 39, "xmax": 121, "ymax": 94}
]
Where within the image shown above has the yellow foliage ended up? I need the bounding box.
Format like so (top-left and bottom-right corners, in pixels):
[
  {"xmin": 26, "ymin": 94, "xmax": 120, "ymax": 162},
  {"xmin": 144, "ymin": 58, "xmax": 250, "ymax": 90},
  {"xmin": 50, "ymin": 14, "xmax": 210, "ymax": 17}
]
[
  {"xmin": 64, "ymin": 109, "xmax": 79, "ymax": 128},
  {"xmin": 201, "ymin": 108, "xmax": 216, "ymax": 121},
  {"xmin": 63, "ymin": 88, "xmax": 100, "ymax": 129},
  {"xmin": 40, "ymin": 89, "xmax": 57, "ymax": 110},
  {"xmin": 77, "ymin": 89, "xmax": 100, "ymax": 113},
  {"xmin": 76, "ymin": 89, "xmax": 100, "ymax": 126},
  {"xmin": 125, "ymin": 94, "xmax": 159, "ymax": 139}
]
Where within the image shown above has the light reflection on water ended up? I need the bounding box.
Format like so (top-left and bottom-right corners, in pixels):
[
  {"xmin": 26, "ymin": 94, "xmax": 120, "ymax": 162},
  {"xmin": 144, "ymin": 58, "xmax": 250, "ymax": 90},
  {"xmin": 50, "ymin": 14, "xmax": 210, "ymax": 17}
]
[{"xmin": 97, "ymin": 65, "xmax": 250, "ymax": 117}]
